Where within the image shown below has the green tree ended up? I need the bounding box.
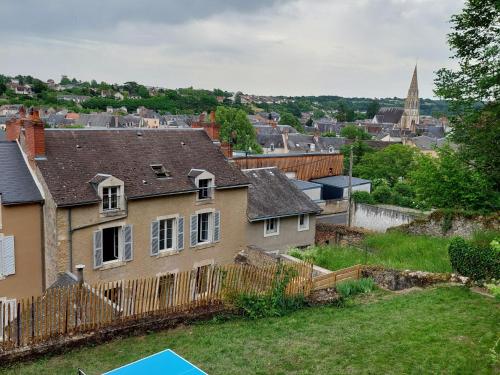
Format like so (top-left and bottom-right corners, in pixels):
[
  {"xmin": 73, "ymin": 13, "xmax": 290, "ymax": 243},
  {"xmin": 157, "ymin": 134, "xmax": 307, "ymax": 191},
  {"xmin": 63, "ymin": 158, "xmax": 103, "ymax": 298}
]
[
  {"xmin": 340, "ymin": 141, "xmax": 374, "ymax": 174},
  {"xmin": 340, "ymin": 124, "xmax": 371, "ymax": 140},
  {"xmin": 336, "ymin": 101, "xmax": 355, "ymax": 122},
  {"xmin": 215, "ymin": 106, "xmax": 262, "ymax": 153},
  {"xmin": 312, "ymin": 109, "xmax": 325, "ymax": 119},
  {"xmin": 354, "ymin": 144, "xmax": 418, "ymax": 186},
  {"xmin": 366, "ymin": 99, "xmax": 380, "ymax": 119},
  {"xmin": 279, "ymin": 112, "xmax": 304, "ymax": 132},
  {"xmin": 410, "ymin": 146, "xmax": 498, "ymax": 211},
  {"xmin": 434, "ymin": 0, "xmax": 500, "ymax": 191},
  {"xmin": 305, "ymin": 118, "xmax": 313, "ymax": 127},
  {"xmin": 32, "ymin": 79, "xmax": 48, "ymax": 94}
]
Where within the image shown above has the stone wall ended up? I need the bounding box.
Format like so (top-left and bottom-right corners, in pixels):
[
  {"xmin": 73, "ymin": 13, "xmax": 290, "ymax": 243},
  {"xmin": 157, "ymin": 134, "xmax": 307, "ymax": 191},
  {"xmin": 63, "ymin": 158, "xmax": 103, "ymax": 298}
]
[
  {"xmin": 393, "ymin": 211, "xmax": 500, "ymax": 238},
  {"xmin": 234, "ymin": 246, "xmax": 281, "ymax": 267},
  {"xmin": 352, "ymin": 203, "xmax": 421, "ymax": 232},
  {"xmin": 315, "ymin": 222, "xmax": 369, "ymax": 247}
]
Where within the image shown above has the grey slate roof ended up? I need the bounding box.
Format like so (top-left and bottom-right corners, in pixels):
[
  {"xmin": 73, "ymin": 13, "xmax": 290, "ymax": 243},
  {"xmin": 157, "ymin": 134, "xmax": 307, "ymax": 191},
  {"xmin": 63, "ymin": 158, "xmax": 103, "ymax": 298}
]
[
  {"xmin": 36, "ymin": 129, "xmax": 249, "ymax": 207},
  {"xmin": 0, "ymin": 130, "xmax": 5, "ymax": 141},
  {"xmin": 243, "ymin": 167, "xmax": 321, "ymax": 221},
  {"xmin": 48, "ymin": 272, "xmax": 78, "ymax": 290},
  {"xmin": 291, "ymin": 179, "xmax": 322, "ymax": 191},
  {"xmin": 0, "ymin": 142, "xmax": 43, "ymax": 205},
  {"xmin": 374, "ymin": 107, "xmax": 404, "ymax": 124},
  {"xmin": 312, "ymin": 175, "xmax": 371, "ymax": 188}
]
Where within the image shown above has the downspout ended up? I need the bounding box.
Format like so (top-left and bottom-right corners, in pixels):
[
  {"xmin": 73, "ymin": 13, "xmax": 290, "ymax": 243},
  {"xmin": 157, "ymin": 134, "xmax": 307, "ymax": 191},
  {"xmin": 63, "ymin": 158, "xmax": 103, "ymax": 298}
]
[{"xmin": 68, "ymin": 208, "xmax": 72, "ymax": 272}]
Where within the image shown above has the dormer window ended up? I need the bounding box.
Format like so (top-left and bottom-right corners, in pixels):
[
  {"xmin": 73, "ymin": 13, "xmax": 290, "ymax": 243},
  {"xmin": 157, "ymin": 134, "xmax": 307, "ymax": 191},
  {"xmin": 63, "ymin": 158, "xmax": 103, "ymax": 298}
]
[
  {"xmin": 103, "ymin": 186, "xmax": 120, "ymax": 211},
  {"xmin": 151, "ymin": 164, "xmax": 170, "ymax": 178},
  {"xmin": 188, "ymin": 169, "xmax": 215, "ymax": 202},
  {"xmin": 198, "ymin": 179, "xmax": 212, "ymax": 200}
]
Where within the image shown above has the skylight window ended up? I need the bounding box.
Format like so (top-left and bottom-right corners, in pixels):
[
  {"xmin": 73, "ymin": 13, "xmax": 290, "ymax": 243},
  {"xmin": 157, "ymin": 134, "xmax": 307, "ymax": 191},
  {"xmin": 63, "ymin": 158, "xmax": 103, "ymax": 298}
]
[{"xmin": 151, "ymin": 164, "xmax": 170, "ymax": 178}]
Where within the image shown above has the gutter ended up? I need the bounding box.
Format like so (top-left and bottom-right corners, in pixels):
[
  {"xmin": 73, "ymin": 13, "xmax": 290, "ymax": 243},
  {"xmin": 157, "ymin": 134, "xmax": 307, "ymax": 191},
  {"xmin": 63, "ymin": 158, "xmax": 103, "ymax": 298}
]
[{"xmin": 247, "ymin": 209, "xmax": 322, "ymax": 223}]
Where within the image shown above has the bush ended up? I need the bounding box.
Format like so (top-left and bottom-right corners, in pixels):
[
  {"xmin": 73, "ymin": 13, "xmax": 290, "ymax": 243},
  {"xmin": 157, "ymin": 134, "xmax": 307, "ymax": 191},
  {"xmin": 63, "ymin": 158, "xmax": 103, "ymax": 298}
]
[
  {"xmin": 352, "ymin": 191, "xmax": 375, "ymax": 204},
  {"xmin": 336, "ymin": 278, "xmax": 376, "ymax": 299},
  {"xmin": 448, "ymin": 237, "xmax": 500, "ymax": 281},
  {"xmin": 372, "ymin": 185, "xmax": 392, "ymax": 204}
]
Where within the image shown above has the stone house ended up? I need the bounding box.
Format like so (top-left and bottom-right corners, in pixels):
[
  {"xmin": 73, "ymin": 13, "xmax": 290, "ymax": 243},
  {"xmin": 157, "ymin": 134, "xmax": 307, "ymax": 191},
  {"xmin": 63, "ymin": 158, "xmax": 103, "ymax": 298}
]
[
  {"xmin": 6, "ymin": 112, "xmax": 250, "ymax": 290},
  {"xmin": 243, "ymin": 167, "xmax": 321, "ymax": 252},
  {"xmin": 0, "ymin": 134, "xmax": 44, "ymax": 303}
]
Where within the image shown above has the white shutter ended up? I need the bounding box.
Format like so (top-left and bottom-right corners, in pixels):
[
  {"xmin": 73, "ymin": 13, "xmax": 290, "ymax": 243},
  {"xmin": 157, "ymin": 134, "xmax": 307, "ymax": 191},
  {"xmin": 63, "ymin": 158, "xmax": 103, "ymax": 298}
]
[
  {"xmin": 190, "ymin": 214, "xmax": 198, "ymax": 247},
  {"xmin": 151, "ymin": 220, "xmax": 159, "ymax": 256},
  {"xmin": 93, "ymin": 230, "xmax": 103, "ymax": 269},
  {"xmin": 2, "ymin": 236, "xmax": 15, "ymax": 276},
  {"xmin": 177, "ymin": 217, "xmax": 184, "ymax": 250},
  {"xmin": 123, "ymin": 225, "xmax": 133, "ymax": 261},
  {"xmin": 213, "ymin": 211, "xmax": 221, "ymax": 242}
]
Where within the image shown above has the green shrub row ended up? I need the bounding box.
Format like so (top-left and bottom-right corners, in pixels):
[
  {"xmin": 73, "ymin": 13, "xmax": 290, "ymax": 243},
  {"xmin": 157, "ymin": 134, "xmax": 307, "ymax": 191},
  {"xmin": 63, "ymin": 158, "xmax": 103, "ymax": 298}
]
[{"xmin": 448, "ymin": 237, "xmax": 500, "ymax": 281}]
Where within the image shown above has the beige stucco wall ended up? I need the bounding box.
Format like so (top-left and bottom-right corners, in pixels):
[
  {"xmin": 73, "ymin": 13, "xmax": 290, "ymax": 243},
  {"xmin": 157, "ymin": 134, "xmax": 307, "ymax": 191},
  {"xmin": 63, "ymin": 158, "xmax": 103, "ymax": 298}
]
[
  {"xmin": 0, "ymin": 203, "xmax": 44, "ymax": 299},
  {"xmin": 53, "ymin": 187, "xmax": 248, "ymax": 285},
  {"xmin": 246, "ymin": 215, "xmax": 316, "ymax": 252}
]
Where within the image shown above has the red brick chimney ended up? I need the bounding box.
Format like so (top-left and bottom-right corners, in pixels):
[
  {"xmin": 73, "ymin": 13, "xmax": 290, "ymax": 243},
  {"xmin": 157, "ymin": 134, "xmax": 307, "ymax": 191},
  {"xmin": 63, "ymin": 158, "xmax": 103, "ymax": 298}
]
[
  {"xmin": 5, "ymin": 118, "xmax": 22, "ymax": 141},
  {"xmin": 25, "ymin": 109, "xmax": 45, "ymax": 159}
]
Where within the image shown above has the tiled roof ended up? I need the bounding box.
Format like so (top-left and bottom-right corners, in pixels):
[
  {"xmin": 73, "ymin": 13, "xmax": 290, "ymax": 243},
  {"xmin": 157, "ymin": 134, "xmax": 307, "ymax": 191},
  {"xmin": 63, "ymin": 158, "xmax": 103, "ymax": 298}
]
[
  {"xmin": 36, "ymin": 129, "xmax": 249, "ymax": 207},
  {"xmin": 374, "ymin": 107, "xmax": 404, "ymax": 124},
  {"xmin": 0, "ymin": 142, "xmax": 43, "ymax": 205},
  {"xmin": 243, "ymin": 167, "xmax": 321, "ymax": 221}
]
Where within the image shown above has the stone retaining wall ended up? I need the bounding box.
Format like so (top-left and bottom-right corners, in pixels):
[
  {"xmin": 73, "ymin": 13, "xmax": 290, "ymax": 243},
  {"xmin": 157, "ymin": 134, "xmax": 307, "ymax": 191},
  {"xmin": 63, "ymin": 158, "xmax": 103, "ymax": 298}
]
[
  {"xmin": 393, "ymin": 211, "xmax": 499, "ymax": 238},
  {"xmin": 315, "ymin": 222, "xmax": 369, "ymax": 247}
]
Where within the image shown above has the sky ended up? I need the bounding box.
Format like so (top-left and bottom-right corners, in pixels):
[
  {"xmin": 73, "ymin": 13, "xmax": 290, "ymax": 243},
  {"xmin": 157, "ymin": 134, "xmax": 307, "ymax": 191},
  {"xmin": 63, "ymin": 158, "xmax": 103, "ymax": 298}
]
[{"xmin": 0, "ymin": 0, "xmax": 464, "ymax": 98}]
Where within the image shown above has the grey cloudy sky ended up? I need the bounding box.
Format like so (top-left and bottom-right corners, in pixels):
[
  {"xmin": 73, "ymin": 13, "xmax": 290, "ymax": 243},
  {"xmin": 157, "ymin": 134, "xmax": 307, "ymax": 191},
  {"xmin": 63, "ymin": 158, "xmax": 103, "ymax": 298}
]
[{"xmin": 0, "ymin": 0, "xmax": 463, "ymax": 98}]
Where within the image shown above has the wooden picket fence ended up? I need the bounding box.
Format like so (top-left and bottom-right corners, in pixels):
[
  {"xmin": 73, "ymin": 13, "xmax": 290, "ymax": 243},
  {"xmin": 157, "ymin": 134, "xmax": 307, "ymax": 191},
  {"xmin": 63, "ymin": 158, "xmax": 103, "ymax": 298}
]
[
  {"xmin": 312, "ymin": 264, "xmax": 362, "ymax": 291},
  {"xmin": 0, "ymin": 262, "xmax": 312, "ymax": 350}
]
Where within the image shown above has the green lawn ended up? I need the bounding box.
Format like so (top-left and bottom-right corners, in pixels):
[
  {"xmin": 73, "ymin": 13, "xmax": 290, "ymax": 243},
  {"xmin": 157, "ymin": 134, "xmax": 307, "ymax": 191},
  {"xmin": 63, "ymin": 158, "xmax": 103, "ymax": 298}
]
[
  {"xmin": 2, "ymin": 287, "xmax": 498, "ymax": 374},
  {"xmin": 292, "ymin": 232, "xmax": 453, "ymax": 272}
]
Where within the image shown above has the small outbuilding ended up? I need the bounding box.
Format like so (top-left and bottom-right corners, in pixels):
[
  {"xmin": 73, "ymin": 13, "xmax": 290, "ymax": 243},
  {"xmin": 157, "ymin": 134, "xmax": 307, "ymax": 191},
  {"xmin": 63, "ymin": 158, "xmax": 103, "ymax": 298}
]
[
  {"xmin": 311, "ymin": 175, "xmax": 371, "ymax": 200},
  {"xmin": 243, "ymin": 167, "xmax": 321, "ymax": 252}
]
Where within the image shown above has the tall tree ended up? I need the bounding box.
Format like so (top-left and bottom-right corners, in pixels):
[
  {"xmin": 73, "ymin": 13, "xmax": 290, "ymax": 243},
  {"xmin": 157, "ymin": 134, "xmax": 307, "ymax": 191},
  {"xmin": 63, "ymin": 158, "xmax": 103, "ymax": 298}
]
[
  {"xmin": 216, "ymin": 106, "xmax": 262, "ymax": 153},
  {"xmin": 434, "ymin": 0, "xmax": 500, "ymax": 191},
  {"xmin": 366, "ymin": 99, "xmax": 380, "ymax": 119},
  {"xmin": 340, "ymin": 124, "xmax": 371, "ymax": 140},
  {"xmin": 279, "ymin": 112, "xmax": 304, "ymax": 132}
]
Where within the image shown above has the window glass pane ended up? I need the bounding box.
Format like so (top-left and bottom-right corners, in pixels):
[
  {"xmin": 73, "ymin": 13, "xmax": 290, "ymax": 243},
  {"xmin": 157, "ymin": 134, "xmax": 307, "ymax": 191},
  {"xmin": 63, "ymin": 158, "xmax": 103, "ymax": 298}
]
[
  {"xmin": 159, "ymin": 220, "xmax": 165, "ymax": 250},
  {"xmin": 102, "ymin": 227, "xmax": 119, "ymax": 262},
  {"xmin": 198, "ymin": 213, "xmax": 210, "ymax": 242},
  {"xmin": 166, "ymin": 219, "xmax": 173, "ymax": 249}
]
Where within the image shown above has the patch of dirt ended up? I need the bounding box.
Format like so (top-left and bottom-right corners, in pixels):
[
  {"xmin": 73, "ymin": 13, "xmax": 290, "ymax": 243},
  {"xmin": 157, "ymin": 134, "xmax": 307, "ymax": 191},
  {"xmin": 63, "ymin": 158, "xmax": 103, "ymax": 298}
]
[{"xmin": 470, "ymin": 286, "xmax": 495, "ymax": 298}]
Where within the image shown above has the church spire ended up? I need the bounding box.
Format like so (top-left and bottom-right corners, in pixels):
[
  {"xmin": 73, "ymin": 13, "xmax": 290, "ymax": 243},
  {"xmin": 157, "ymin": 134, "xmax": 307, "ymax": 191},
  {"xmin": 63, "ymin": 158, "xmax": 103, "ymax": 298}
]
[{"xmin": 399, "ymin": 65, "xmax": 420, "ymax": 131}]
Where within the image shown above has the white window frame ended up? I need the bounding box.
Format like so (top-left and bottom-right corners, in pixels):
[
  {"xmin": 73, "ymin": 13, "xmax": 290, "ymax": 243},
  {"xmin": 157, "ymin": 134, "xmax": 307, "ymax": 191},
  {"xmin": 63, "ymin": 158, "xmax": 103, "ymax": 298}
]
[
  {"xmin": 197, "ymin": 178, "xmax": 212, "ymax": 200},
  {"xmin": 197, "ymin": 211, "xmax": 212, "ymax": 245},
  {"xmin": 102, "ymin": 186, "xmax": 120, "ymax": 211},
  {"xmin": 298, "ymin": 214, "xmax": 310, "ymax": 231},
  {"xmin": 264, "ymin": 218, "xmax": 280, "ymax": 237},
  {"xmin": 97, "ymin": 220, "xmax": 128, "ymax": 267},
  {"xmin": 157, "ymin": 215, "xmax": 178, "ymax": 253},
  {"xmin": 101, "ymin": 226, "xmax": 122, "ymax": 264},
  {"xmin": 97, "ymin": 175, "xmax": 125, "ymax": 214}
]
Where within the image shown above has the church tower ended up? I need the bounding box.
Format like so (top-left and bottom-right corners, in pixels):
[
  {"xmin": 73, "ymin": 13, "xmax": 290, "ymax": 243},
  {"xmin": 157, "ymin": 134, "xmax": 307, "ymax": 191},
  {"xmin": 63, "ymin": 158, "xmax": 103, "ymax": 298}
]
[{"xmin": 399, "ymin": 65, "xmax": 419, "ymax": 132}]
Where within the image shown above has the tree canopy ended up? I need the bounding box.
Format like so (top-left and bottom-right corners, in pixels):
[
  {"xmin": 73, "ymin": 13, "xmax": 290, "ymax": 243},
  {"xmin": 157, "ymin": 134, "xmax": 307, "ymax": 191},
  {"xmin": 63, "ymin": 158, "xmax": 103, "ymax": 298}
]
[
  {"xmin": 434, "ymin": 0, "xmax": 500, "ymax": 195},
  {"xmin": 279, "ymin": 112, "xmax": 304, "ymax": 132},
  {"xmin": 354, "ymin": 144, "xmax": 418, "ymax": 186},
  {"xmin": 340, "ymin": 124, "xmax": 371, "ymax": 140},
  {"xmin": 215, "ymin": 106, "xmax": 262, "ymax": 154}
]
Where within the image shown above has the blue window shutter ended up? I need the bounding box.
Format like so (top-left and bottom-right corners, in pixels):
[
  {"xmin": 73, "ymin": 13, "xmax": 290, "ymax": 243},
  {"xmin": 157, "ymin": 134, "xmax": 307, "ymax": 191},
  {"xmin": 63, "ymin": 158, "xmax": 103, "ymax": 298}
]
[
  {"xmin": 177, "ymin": 217, "xmax": 184, "ymax": 250},
  {"xmin": 2, "ymin": 236, "xmax": 15, "ymax": 276},
  {"xmin": 213, "ymin": 211, "xmax": 221, "ymax": 242},
  {"xmin": 93, "ymin": 230, "xmax": 103, "ymax": 269},
  {"xmin": 123, "ymin": 224, "xmax": 133, "ymax": 261},
  {"xmin": 190, "ymin": 214, "xmax": 198, "ymax": 247},
  {"xmin": 151, "ymin": 220, "xmax": 159, "ymax": 256}
]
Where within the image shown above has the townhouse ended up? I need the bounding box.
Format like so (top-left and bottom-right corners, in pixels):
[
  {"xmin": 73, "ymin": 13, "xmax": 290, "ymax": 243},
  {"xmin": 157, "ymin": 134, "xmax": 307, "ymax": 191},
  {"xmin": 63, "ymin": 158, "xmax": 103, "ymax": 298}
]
[
  {"xmin": 6, "ymin": 112, "xmax": 250, "ymax": 289},
  {"xmin": 0, "ymin": 131, "xmax": 44, "ymax": 302}
]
